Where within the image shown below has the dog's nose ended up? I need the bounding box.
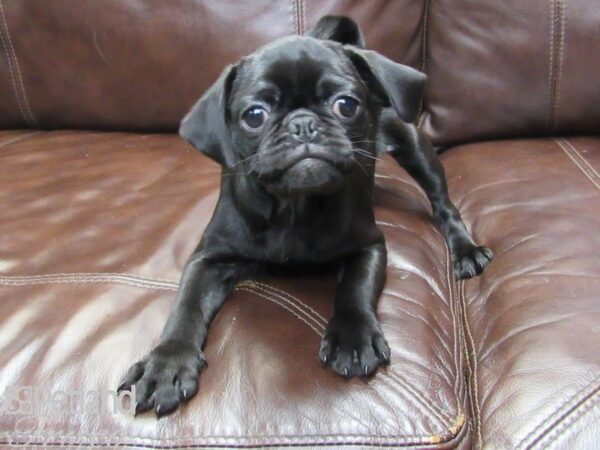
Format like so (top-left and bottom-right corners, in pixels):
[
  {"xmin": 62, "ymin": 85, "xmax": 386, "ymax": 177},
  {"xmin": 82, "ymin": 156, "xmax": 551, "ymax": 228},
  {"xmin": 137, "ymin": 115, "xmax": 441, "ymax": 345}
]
[{"xmin": 288, "ymin": 114, "xmax": 318, "ymax": 143}]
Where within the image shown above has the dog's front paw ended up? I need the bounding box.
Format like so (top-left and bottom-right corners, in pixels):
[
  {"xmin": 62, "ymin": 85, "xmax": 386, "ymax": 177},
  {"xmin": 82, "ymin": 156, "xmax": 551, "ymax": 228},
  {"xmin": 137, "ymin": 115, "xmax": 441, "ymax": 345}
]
[
  {"xmin": 117, "ymin": 340, "xmax": 206, "ymax": 417},
  {"xmin": 319, "ymin": 313, "xmax": 390, "ymax": 378},
  {"xmin": 454, "ymin": 245, "xmax": 493, "ymax": 279}
]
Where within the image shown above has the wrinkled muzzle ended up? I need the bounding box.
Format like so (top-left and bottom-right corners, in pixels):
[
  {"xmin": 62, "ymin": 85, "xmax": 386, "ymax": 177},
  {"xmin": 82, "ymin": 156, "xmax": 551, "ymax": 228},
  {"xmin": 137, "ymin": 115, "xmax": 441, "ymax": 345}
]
[{"xmin": 252, "ymin": 111, "xmax": 355, "ymax": 195}]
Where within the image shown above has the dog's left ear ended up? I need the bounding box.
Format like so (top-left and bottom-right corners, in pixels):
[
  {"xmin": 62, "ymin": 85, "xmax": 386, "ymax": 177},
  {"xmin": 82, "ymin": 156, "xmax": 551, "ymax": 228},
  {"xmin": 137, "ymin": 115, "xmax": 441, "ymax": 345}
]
[
  {"xmin": 179, "ymin": 64, "xmax": 238, "ymax": 167},
  {"xmin": 345, "ymin": 48, "xmax": 426, "ymax": 123}
]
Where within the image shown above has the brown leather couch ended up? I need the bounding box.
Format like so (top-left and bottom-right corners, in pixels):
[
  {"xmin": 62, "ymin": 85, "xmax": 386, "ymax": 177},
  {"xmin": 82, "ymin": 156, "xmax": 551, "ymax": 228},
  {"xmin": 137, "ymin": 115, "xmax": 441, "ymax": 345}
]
[{"xmin": 1, "ymin": 1, "xmax": 598, "ymax": 448}]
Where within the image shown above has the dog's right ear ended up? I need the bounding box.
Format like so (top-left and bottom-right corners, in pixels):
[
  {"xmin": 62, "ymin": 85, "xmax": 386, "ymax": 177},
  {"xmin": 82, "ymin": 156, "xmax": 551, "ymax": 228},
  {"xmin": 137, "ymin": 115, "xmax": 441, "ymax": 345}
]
[
  {"xmin": 179, "ymin": 64, "xmax": 238, "ymax": 167},
  {"xmin": 306, "ymin": 15, "xmax": 365, "ymax": 48}
]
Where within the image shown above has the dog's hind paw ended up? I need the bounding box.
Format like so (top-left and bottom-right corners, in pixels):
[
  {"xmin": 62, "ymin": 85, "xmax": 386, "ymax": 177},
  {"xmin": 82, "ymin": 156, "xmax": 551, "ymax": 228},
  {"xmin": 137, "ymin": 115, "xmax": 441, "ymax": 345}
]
[
  {"xmin": 117, "ymin": 340, "xmax": 206, "ymax": 417},
  {"xmin": 453, "ymin": 245, "xmax": 493, "ymax": 279}
]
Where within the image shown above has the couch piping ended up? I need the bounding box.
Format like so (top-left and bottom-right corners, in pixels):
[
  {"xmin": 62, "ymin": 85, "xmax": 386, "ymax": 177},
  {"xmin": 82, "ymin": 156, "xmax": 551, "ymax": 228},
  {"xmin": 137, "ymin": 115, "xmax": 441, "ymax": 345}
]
[
  {"xmin": 457, "ymin": 282, "xmax": 476, "ymax": 442},
  {"xmin": 0, "ymin": 0, "xmax": 38, "ymax": 127},
  {"xmin": 0, "ymin": 417, "xmax": 469, "ymax": 449},
  {"xmin": 459, "ymin": 280, "xmax": 482, "ymax": 448}
]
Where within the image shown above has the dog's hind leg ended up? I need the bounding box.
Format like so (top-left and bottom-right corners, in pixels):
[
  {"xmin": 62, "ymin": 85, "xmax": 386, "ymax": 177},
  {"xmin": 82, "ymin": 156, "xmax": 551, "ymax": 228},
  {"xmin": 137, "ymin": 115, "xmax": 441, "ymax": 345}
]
[{"xmin": 378, "ymin": 109, "xmax": 493, "ymax": 279}]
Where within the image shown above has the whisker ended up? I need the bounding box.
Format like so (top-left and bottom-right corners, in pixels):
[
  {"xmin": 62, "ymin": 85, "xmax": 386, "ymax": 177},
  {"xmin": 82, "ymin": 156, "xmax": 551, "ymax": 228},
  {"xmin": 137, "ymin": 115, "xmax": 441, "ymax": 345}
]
[
  {"xmin": 353, "ymin": 148, "xmax": 383, "ymax": 162},
  {"xmin": 350, "ymin": 139, "xmax": 378, "ymax": 145},
  {"xmin": 232, "ymin": 153, "xmax": 258, "ymax": 168}
]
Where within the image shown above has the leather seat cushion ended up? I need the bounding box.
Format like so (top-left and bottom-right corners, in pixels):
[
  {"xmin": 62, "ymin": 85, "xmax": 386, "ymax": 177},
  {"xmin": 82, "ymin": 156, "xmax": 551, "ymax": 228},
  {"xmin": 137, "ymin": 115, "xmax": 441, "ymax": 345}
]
[
  {"xmin": 441, "ymin": 137, "xmax": 600, "ymax": 449},
  {"xmin": 0, "ymin": 130, "xmax": 468, "ymax": 448}
]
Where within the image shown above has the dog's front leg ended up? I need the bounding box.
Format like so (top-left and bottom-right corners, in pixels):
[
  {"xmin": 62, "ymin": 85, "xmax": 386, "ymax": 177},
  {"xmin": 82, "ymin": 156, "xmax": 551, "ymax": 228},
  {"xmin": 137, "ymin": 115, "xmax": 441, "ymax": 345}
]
[
  {"xmin": 380, "ymin": 110, "xmax": 493, "ymax": 279},
  {"xmin": 118, "ymin": 250, "xmax": 249, "ymax": 416},
  {"xmin": 320, "ymin": 242, "xmax": 390, "ymax": 377}
]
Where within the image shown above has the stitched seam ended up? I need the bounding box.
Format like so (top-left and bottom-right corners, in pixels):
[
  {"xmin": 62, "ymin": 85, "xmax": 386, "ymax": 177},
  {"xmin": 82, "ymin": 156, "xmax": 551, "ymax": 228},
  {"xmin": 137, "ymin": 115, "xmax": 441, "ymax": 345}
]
[
  {"xmin": 552, "ymin": 0, "xmax": 566, "ymax": 130},
  {"xmin": 531, "ymin": 387, "xmax": 600, "ymax": 449},
  {"xmin": 0, "ymin": 3, "xmax": 27, "ymax": 124},
  {"xmin": 238, "ymin": 282, "xmax": 455, "ymax": 424},
  {"xmin": 0, "ymin": 432, "xmax": 458, "ymax": 448},
  {"xmin": 235, "ymin": 285, "xmax": 324, "ymax": 334},
  {"xmin": 235, "ymin": 286, "xmax": 323, "ymax": 335},
  {"xmin": 445, "ymin": 229, "xmax": 460, "ymax": 408},
  {"xmin": 0, "ymin": 0, "xmax": 38, "ymax": 127},
  {"xmin": 0, "ymin": 414, "xmax": 468, "ymax": 447},
  {"xmin": 0, "ymin": 273, "xmax": 179, "ymax": 290},
  {"xmin": 555, "ymin": 139, "xmax": 598, "ymax": 187},
  {"xmin": 554, "ymin": 139, "xmax": 600, "ymax": 191},
  {"xmin": 292, "ymin": 0, "xmax": 299, "ymax": 35},
  {"xmin": 547, "ymin": 0, "xmax": 557, "ymax": 132},
  {"xmin": 561, "ymin": 139, "xmax": 600, "ymax": 182},
  {"xmin": 238, "ymin": 280, "xmax": 327, "ymax": 325},
  {"xmin": 420, "ymin": 0, "xmax": 429, "ymax": 72},
  {"xmin": 516, "ymin": 372, "xmax": 600, "ymax": 449},
  {"xmin": 416, "ymin": 0, "xmax": 429, "ymax": 129},
  {"xmin": 460, "ymin": 281, "xmax": 483, "ymax": 448},
  {"xmin": 457, "ymin": 282, "xmax": 476, "ymax": 436},
  {"xmin": 0, "ymin": 131, "xmax": 41, "ymax": 149},
  {"xmin": 298, "ymin": 0, "xmax": 304, "ymax": 34},
  {"xmin": 0, "ymin": 272, "xmax": 180, "ymax": 285}
]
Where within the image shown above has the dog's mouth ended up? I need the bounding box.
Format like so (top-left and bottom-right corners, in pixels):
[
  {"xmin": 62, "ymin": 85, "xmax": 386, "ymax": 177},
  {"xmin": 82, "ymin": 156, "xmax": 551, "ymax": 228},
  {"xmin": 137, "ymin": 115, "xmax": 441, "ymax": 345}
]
[
  {"xmin": 282, "ymin": 152, "xmax": 336, "ymax": 171},
  {"xmin": 256, "ymin": 144, "xmax": 351, "ymax": 195}
]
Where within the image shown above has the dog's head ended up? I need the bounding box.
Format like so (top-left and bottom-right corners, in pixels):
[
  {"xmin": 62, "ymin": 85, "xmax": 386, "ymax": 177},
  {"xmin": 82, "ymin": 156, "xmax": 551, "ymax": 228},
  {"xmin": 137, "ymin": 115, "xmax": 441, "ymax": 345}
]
[{"xmin": 180, "ymin": 16, "xmax": 426, "ymax": 196}]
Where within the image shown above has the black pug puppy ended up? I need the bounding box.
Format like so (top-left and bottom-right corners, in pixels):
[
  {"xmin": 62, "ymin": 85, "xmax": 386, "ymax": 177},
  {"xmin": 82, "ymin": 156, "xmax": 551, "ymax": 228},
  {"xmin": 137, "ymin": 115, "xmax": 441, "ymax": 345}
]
[{"xmin": 118, "ymin": 16, "xmax": 492, "ymax": 416}]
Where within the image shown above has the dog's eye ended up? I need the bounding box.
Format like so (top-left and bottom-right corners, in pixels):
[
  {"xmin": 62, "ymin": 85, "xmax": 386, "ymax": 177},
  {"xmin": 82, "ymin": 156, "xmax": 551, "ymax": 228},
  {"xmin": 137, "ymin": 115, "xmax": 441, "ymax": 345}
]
[
  {"xmin": 332, "ymin": 96, "xmax": 360, "ymax": 119},
  {"xmin": 242, "ymin": 106, "xmax": 269, "ymax": 131}
]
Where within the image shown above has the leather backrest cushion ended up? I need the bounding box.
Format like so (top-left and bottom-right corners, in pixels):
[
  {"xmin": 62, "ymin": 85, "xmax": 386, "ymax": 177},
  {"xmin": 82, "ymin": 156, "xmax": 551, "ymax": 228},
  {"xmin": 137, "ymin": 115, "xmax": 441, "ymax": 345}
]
[
  {"xmin": 420, "ymin": 0, "xmax": 600, "ymax": 147},
  {"xmin": 0, "ymin": 0, "xmax": 424, "ymax": 131}
]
